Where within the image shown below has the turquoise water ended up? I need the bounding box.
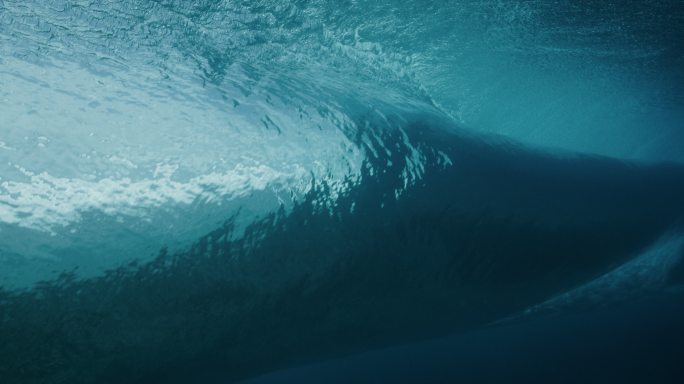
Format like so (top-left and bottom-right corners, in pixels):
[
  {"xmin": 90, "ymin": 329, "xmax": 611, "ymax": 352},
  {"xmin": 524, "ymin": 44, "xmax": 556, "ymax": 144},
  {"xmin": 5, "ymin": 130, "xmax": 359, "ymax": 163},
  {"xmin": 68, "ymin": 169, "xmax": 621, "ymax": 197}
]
[{"xmin": 1, "ymin": 1, "xmax": 683, "ymax": 383}]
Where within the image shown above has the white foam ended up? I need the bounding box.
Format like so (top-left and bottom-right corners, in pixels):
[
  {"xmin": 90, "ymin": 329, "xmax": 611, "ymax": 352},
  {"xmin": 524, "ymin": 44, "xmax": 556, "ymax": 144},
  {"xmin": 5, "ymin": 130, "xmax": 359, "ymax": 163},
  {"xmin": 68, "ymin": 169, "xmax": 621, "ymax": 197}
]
[
  {"xmin": 0, "ymin": 52, "xmax": 367, "ymax": 236},
  {"xmin": 0, "ymin": 141, "xmax": 15, "ymax": 151},
  {"xmin": 0, "ymin": 164, "xmax": 311, "ymax": 233}
]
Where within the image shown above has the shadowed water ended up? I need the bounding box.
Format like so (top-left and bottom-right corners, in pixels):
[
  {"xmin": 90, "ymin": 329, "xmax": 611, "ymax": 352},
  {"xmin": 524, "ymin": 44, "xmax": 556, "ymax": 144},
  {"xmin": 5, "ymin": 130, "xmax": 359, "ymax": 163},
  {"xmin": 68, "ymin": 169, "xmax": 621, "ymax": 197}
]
[
  {"xmin": 1, "ymin": 1, "xmax": 684, "ymax": 383},
  {"xmin": 2, "ymin": 117, "xmax": 683, "ymax": 383}
]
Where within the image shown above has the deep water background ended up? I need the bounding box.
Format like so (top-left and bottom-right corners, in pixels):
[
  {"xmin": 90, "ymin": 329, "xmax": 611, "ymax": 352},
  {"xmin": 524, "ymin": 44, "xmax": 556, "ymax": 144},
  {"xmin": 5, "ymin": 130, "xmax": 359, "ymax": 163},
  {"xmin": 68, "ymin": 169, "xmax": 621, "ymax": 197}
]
[
  {"xmin": 1, "ymin": 1, "xmax": 684, "ymax": 383},
  {"xmin": 240, "ymin": 294, "xmax": 684, "ymax": 384}
]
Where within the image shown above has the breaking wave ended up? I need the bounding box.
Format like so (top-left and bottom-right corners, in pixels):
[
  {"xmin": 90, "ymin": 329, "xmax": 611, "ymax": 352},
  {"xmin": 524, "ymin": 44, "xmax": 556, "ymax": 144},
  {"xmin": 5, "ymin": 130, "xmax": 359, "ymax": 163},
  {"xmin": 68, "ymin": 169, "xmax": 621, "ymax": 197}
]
[{"xmin": 1, "ymin": 1, "xmax": 683, "ymax": 383}]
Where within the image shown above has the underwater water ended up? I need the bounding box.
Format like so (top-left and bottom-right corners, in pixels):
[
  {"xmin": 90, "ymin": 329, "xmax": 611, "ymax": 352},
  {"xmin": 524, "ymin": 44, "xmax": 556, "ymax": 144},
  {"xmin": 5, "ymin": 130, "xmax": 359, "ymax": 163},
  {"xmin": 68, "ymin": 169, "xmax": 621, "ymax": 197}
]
[{"xmin": 1, "ymin": 0, "xmax": 683, "ymax": 383}]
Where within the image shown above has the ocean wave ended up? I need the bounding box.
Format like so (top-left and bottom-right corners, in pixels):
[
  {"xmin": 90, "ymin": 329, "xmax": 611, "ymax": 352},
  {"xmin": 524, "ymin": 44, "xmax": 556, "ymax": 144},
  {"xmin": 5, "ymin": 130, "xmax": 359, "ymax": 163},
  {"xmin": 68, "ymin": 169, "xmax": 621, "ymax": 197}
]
[{"xmin": 1, "ymin": 1, "xmax": 683, "ymax": 382}]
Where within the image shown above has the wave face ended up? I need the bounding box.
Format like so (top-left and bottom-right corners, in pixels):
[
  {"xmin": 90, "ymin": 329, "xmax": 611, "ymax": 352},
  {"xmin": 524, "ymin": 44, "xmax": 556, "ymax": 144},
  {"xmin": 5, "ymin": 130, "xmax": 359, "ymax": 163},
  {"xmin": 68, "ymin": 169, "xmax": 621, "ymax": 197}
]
[{"xmin": 1, "ymin": 1, "xmax": 684, "ymax": 383}]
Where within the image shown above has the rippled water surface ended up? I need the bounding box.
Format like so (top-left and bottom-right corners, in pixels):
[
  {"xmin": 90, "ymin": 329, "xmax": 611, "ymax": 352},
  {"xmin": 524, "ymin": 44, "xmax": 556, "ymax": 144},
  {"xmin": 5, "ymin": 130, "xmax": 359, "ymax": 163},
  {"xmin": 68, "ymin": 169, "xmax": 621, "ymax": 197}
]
[{"xmin": 1, "ymin": 1, "xmax": 683, "ymax": 383}]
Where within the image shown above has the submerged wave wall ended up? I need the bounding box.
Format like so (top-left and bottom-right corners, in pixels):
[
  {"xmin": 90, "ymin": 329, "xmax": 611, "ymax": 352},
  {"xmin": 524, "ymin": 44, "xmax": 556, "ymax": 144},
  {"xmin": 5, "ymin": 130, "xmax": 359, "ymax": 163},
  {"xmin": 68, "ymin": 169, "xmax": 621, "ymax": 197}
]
[{"xmin": 2, "ymin": 116, "xmax": 684, "ymax": 382}]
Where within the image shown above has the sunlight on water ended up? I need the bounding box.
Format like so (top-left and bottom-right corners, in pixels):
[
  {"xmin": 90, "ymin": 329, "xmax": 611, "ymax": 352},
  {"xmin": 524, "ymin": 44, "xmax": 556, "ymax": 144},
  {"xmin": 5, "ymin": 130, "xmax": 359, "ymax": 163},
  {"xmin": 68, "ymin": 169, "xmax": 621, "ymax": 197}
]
[{"xmin": 0, "ymin": 1, "xmax": 683, "ymax": 383}]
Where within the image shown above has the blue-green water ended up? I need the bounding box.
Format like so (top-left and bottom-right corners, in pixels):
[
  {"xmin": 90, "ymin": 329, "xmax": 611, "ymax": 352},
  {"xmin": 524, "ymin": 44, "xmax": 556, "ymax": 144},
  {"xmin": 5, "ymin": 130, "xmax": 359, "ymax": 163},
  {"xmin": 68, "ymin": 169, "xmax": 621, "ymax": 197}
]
[{"xmin": 1, "ymin": 1, "xmax": 683, "ymax": 383}]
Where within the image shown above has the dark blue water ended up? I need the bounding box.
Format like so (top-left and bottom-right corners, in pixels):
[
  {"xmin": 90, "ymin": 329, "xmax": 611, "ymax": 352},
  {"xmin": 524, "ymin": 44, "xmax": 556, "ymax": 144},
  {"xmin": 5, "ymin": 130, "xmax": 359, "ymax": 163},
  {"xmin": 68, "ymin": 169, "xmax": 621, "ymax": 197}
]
[
  {"xmin": 241, "ymin": 293, "xmax": 684, "ymax": 384},
  {"xmin": 1, "ymin": 1, "xmax": 683, "ymax": 383}
]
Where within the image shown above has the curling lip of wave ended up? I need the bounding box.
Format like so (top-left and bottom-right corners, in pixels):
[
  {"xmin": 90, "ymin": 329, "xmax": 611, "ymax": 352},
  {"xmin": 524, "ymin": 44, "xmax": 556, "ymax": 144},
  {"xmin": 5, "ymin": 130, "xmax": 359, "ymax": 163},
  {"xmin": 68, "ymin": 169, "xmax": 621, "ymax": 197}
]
[{"xmin": 1, "ymin": 1, "xmax": 683, "ymax": 381}]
